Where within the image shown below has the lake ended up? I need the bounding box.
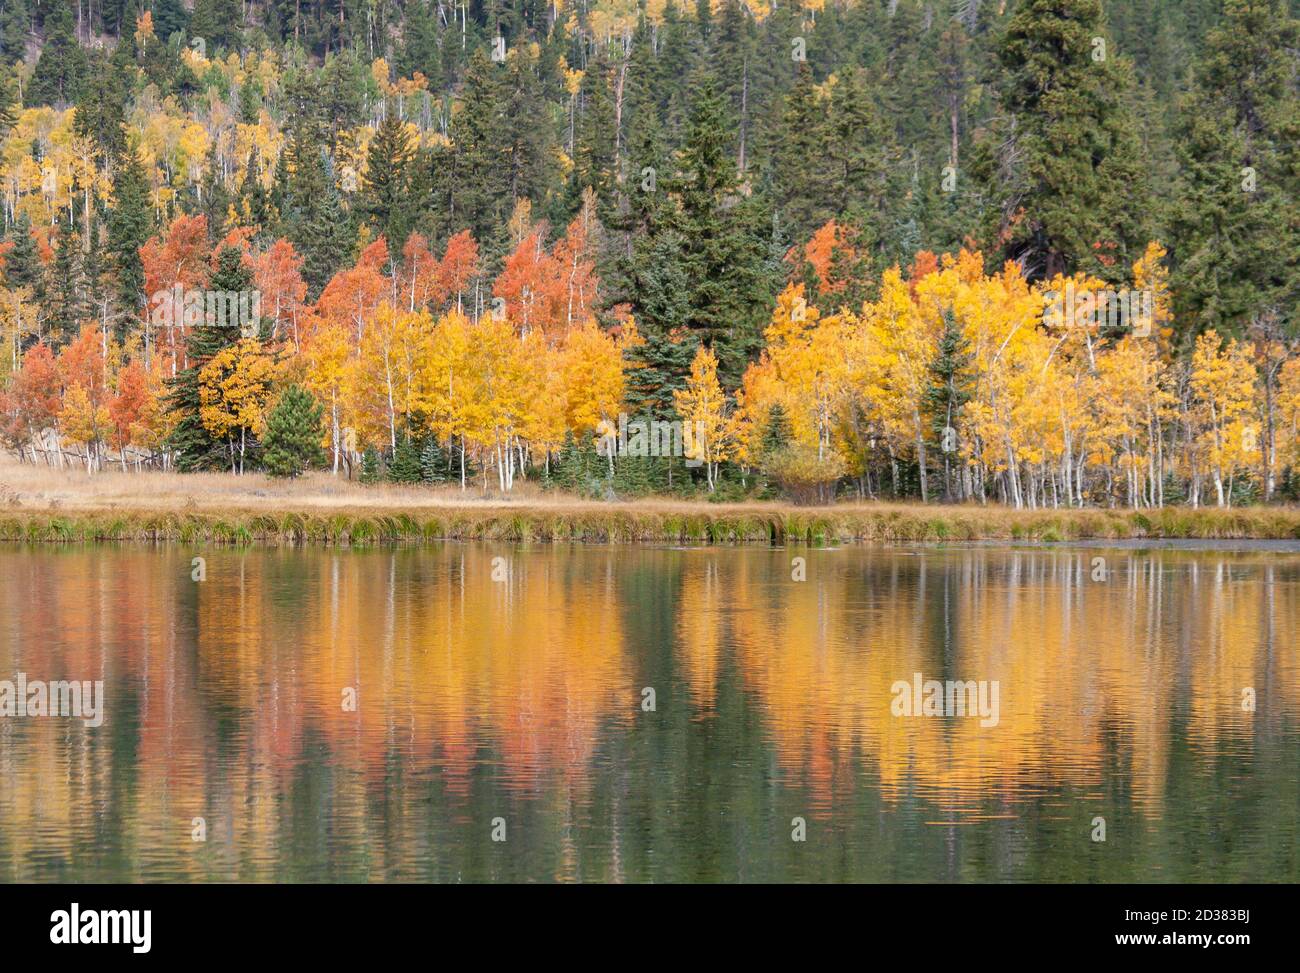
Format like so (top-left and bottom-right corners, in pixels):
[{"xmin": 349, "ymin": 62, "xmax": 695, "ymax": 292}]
[{"xmin": 1, "ymin": 542, "xmax": 1297, "ymax": 882}]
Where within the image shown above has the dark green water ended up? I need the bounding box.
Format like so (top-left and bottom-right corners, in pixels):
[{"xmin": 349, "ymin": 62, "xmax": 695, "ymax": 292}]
[{"xmin": 1, "ymin": 543, "xmax": 1297, "ymax": 882}]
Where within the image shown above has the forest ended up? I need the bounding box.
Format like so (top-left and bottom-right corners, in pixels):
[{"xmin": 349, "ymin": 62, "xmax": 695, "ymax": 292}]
[{"xmin": 0, "ymin": 0, "xmax": 1296, "ymax": 509}]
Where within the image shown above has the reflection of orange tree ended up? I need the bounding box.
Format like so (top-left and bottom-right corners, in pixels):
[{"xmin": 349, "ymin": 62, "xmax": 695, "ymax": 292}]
[
  {"xmin": 677, "ymin": 550, "xmax": 1300, "ymax": 819},
  {"xmin": 2, "ymin": 547, "xmax": 1298, "ymax": 879},
  {"xmin": 239, "ymin": 548, "xmax": 635, "ymax": 798}
]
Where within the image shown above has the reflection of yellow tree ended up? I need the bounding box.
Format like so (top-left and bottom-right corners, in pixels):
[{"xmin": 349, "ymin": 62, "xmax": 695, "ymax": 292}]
[{"xmin": 679, "ymin": 550, "xmax": 1300, "ymax": 821}]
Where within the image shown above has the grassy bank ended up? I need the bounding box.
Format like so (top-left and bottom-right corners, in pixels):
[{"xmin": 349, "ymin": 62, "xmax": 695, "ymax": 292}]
[
  {"xmin": 4, "ymin": 503, "xmax": 1300, "ymax": 546},
  {"xmin": 5, "ymin": 457, "xmax": 1300, "ymax": 545}
]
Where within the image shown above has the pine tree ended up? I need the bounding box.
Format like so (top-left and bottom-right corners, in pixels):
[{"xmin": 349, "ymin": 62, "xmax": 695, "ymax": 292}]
[
  {"xmin": 4, "ymin": 213, "xmax": 43, "ymax": 293},
  {"xmin": 758, "ymin": 402, "xmax": 793, "ymax": 463},
  {"xmin": 981, "ymin": 0, "xmax": 1148, "ymax": 281},
  {"xmin": 671, "ymin": 73, "xmax": 770, "ymax": 385},
  {"xmin": 361, "ymin": 112, "xmax": 416, "ymax": 250},
  {"xmin": 73, "ymin": 51, "xmax": 128, "ymax": 166},
  {"xmin": 45, "ymin": 227, "xmax": 86, "ymax": 343},
  {"xmin": 1171, "ymin": 0, "xmax": 1300, "ymax": 340},
  {"xmin": 387, "ymin": 434, "xmax": 422, "ymax": 483},
  {"xmin": 190, "ymin": 0, "xmax": 243, "ymax": 53},
  {"xmin": 770, "ymin": 63, "xmax": 831, "ymax": 240},
  {"xmin": 282, "ymin": 135, "xmax": 354, "ymax": 298},
  {"xmin": 359, "ymin": 447, "xmax": 382, "ymax": 484},
  {"xmin": 262, "ymin": 384, "xmax": 326, "ymax": 477},
  {"xmin": 25, "ymin": 2, "xmax": 88, "ymax": 107},
  {"xmin": 569, "ymin": 56, "xmax": 617, "ymax": 217},
  {"xmin": 397, "ymin": 0, "xmax": 442, "ymax": 88},
  {"xmin": 419, "ymin": 436, "xmax": 449, "ymax": 483},
  {"xmin": 0, "ymin": 0, "xmax": 27, "ymax": 67},
  {"xmin": 107, "ymin": 151, "xmax": 153, "ymax": 328},
  {"xmin": 922, "ymin": 309, "xmax": 975, "ymax": 501},
  {"xmin": 0, "ymin": 62, "xmax": 16, "ymax": 138},
  {"xmin": 164, "ymin": 246, "xmax": 248, "ymax": 471}
]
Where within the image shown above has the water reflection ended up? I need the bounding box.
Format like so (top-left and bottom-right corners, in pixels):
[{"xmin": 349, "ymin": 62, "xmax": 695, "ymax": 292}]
[{"xmin": 0, "ymin": 544, "xmax": 1296, "ymax": 882}]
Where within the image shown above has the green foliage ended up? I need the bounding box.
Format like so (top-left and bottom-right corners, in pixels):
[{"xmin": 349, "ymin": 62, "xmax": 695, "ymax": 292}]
[
  {"xmin": 106, "ymin": 151, "xmax": 153, "ymax": 323},
  {"xmin": 26, "ymin": 3, "xmax": 88, "ymax": 107},
  {"xmin": 262, "ymin": 385, "xmax": 326, "ymax": 478},
  {"xmin": 978, "ymin": 0, "xmax": 1149, "ymax": 281},
  {"xmin": 387, "ymin": 434, "xmax": 422, "ymax": 483},
  {"xmin": 419, "ymin": 437, "xmax": 450, "ymax": 484},
  {"xmin": 758, "ymin": 402, "xmax": 794, "ymax": 466},
  {"xmin": 163, "ymin": 246, "xmax": 249, "ymax": 472},
  {"xmin": 359, "ymin": 447, "xmax": 383, "ymax": 484}
]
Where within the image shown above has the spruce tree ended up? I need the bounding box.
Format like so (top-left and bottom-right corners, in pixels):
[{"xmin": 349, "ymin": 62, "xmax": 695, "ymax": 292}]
[
  {"xmin": 671, "ymin": 73, "xmax": 770, "ymax": 385},
  {"xmin": 106, "ymin": 151, "xmax": 153, "ymax": 328},
  {"xmin": 361, "ymin": 112, "xmax": 416, "ymax": 250},
  {"xmin": 419, "ymin": 437, "xmax": 449, "ymax": 483},
  {"xmin": 0, "ymin": 0, "xmax": 27, "ymax": 66},
  {"xmin": 981, "ymin": 0, "xmax": 1148, "ymax": 281},
  {"xmin": 164, "ymin": 246, "xmax": 249, "ymax": 471},
  {"xmin": 73, "ymin": 51, "xmax": 128, "ymax": 165},
  {"xmin": 25, "ymin": 3, "xmax": 88, "ymax": 107},
  {"xmin": 922, "ymin": 309, "xmax": 975, "ymax": 501},
  {"xmin": 1170, "ymin": 0, "xmax": 1300, "ymax": 340},
  {"xmin": 4, "ymin": 213, "xmax": 42, "ymax": 293},
  {"xmin": 759, "ymin": 402, "xmax": 794, "ymax": 463},
  {"xmin": 45, "ymin": 227, "xmax": 86, "ymax": 343},
  {"xmin": 359, "ymin": 447, "xmax": 382, "ymax": 484},
  {"xmin": 190, "ymin": 0, "xmax": 242, "ymax": 53},
  {"xmin": 388, "ymin": 434, "xmax": 422, "ymax": 483},
  {"xmin": 262, "ymin": 384, "xmax": 326, "ymax": 477}
]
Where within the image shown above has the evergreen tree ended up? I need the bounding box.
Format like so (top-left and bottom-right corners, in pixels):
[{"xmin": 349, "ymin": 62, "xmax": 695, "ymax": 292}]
[
  {"xmin": 262, "ymin": 384, "xmax": 326, "ymax": 477},
  {"xmin": 0, "ymin": 62, "xmax": 16, "ymax": 138},
  {"xmin": 361, "ymin": 112, "xmax": 416, "ymax": 250},
  {"xmin": 397, "ymin": 0, "xmax": 442, "ymax": 87},
  {"xmin": 106, "ymin": 151, "xmax": 153, "ymax": 328},
  {"xmin": 190, "ymin": 0, "xmax": 242, "ymax": 53},
  {"xmin": 281, "ymin": 134, "xmax": 354, "ymax": 297},
  {"xmin": 4, "ymin": 213, "xmax": 42, "ymax": 293},
  {"xmin": 758, "ymin": 402, "xmax": 794, "ymax": 463},
  {"xmin": 922, "ymin": 309, "xmax": 975, "ymax": 501},
  {"xmin": 45, "ymin": 226, "xmax": 86, "ymax": 342},
  {"xmin": 25, "ymin": 2, "xmax": 88, "ymax": 107},
  {"xmin": 769, "ymin": 63, "xmax": 831, "ymax": 240},
  {"xmin": 388, "ymin": 434, "xmax": 422, "ymax": 483},
  {"xmin": 1170, "ymin": 0, "xmax": 1300, "ymax": 340},
  {"xmin": 419, "ymin": 436, "xmax": 450, "ymax": 483},
  {"xmin": 73, "ymin": 51, "xmax": 128, "ymax": 166},
  {"xmin": 980, "ymin": 0, "xmax": 1148, "ymax": 281},
  {"xmin": 0, "ymin": 0, "xmax": 27, "ymax": 66},
  {"xmin": 164, "ymin": 246, "xmax": 249, "ymax": 471},
  {"xmin": 359, "ymin": 447, "xmax": 382, "ymax": 483},
  {"xmin": 671, "ymin": 73, "xmax": 770, "ymax": 385}
]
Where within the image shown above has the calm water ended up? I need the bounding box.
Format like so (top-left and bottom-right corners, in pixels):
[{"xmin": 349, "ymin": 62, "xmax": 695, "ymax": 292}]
[{"xmin": 1, "ymin": 542, "xmax": 1297, "ymax": 883}]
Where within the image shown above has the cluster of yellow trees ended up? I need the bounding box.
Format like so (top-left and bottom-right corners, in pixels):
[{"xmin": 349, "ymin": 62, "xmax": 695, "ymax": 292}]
[
  {"xmin": 296, "ymin": 306, "xmax": 628, "ymax": 489},
  {"xmin": 6, "ymin": 211, "xmax": 1300, "ymax": 508},
  {"xmin": 719, "ymin": 243, "xmax": 1300, "ymax": 508}
]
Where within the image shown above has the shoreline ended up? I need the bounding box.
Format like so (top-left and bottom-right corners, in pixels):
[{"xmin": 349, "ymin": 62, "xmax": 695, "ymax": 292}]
[
  {"xmin": 3, "ymin": 503, "xmax": 1300, "ymax": 545},
  {"xmin": 4, "ymin": 459, "xmax": 1300, "ymax": 545}
]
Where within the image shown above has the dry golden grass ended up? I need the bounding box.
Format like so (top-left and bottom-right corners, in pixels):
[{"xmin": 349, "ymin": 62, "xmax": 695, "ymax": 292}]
[{"xmin": 3, "ymin": 454, "xmax": 1300, "ymax": 544}]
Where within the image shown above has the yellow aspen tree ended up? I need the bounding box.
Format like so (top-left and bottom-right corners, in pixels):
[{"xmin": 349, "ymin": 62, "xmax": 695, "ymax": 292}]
[
  {"xmin": 303, "ymin": 321, "xmax": 351, "ymax": 473},
  {"xmin": 1190, "ymin": 330, "xmax": 1258, "ymax": 507},
  {"xmin": 199, "ymin": 339, "xmax": 279, "ymax": 474},
  {"xmin": 673, "ymin": 345, "xmax": 731, "ymax": 492}
]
